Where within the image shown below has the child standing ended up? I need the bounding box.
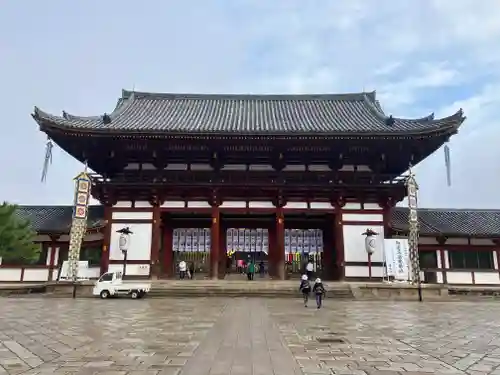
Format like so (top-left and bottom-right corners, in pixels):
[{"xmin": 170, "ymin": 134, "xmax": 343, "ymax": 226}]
[
  {"xmin": 313, "ymin": 278, "xmax": 326, "ymax": 309},
  {"xmin": 299, "ymin": 274, "xmax": 311, "ymax": 307}
]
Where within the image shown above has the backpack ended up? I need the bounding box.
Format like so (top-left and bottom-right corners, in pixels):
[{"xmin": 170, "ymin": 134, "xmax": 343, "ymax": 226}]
[{"xmin": 300, "ymin": 280, "xmax": 311, "ymax": 291}]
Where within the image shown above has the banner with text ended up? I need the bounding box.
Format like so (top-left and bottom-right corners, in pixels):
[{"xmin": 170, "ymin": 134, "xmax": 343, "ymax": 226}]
[{"xmin": 383, "ymin": 239, "xmax": 410, "ymax": 281}]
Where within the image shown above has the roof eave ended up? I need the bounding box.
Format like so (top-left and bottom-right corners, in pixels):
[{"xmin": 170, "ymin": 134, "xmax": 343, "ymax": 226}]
[{"xmin": 36, "ymin": 119, "xmax": 464, "ymax": 139}]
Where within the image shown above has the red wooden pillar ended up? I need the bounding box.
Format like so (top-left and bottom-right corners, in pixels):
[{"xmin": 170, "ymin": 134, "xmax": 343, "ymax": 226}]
[
  {"xmin": 210, "ymin": 207, "xmax": 220, "ymax": 279},
  {"xmin": 268, "ymin": 225, "xmax": 276, "ymax": 277},
  {"xmin": 275, "ymin": 207, "xmax": 285, "ymax": 280},
  {"xmin": 333, "ymin": 198, "xmax": 346, "ymax": 280},
  {"xmin": 322, "ymin": 219, "xmax": 333, "ymax": 280},
  {"xmin": 100, "ymin": 204, "xmax": 113, "ymax": 276},
  {"xmin": 150, "ymin": 203, "xmax": 161, "ymax": 278},
  {"xmin": 163, "ymin": 218, "xmax": 174, "ymax": 278}
]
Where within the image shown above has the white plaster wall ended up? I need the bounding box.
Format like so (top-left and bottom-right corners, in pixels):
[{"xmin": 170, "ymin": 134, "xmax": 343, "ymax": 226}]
[
  {"xmin": 187, "ymin": 201, "xmax": 211, "ymax": 208},
  {"xmin": 108, "ymin": 263, "xmax": 150, "ymax": 276},
  {"xmin": 161, "ymin": 201, "xmax": 185, "ymax": 208},
  {"xmin": 436, "ymin": 250, "xmax": 442, "ymax": 268},
  {"xmin": 87, "ymin": 267, "xmax": 101, "ymax": 279},
  {"xmin": 309, "ymin": 202, "xmax": 333, "ymax": 210},
  {"xmin": 135, "ymin": 201, "xmax": 153, "ymax": 208},
  {"xmin": 46, "ymin": 247, "xmax": 52, "ymax": 265},
  {"xmin": 343, "ymin": 224, "xmax": 385, "ymax": 263},
  {"xmin": 444, "ymin": 250, "xmax": 450, "ymax": 268},
  {"xmin": 436, "ymin": 272, "xmax": 444, "ymax": 283},
  {"xmin": 109, "ymin": 223, "xmax": 152, "ymax": 261},
  {"xmin": 342, "ymin": 213, "xmax": 383, "ymax": 222},
  {"xmin": 220, "ymin": 201, "xmax": 246, "ymax": 208},
  {"xmin": 446, "ymin": 272, "xmax": 473, "ymax": 284},
  {"xmin": 248, "ymin": 201, "xmax": 274, "ymax": 208},
  {"xmin": 363, "ymin": 203, "xmax": 381, "ymax": 210},
  {"xmin": 114, "ymin": 201, "xmax": 133, "ymax": 208},
  {"xmin": 284, "ymin": 202, "xmax": 308, "ymax": 209},
  {"xmin": 0, "ymin": 269, "xmax": 22, "ymax": 281},
  {"xmin": 23, "ymin": 269, "xmax": 49, "ymax": 282},
  {"xmin": 345, "ymin": 265, "xmax": 384, "ymax": 278},
  {"xmin": 474, "ymin": 272, "xmax": 500, "ymax": 284},
  {"xmin": 343, "ymin": 203, "xmax": 361, "ymax": 210},
  {"xmin": 112, "ymin": 211, "xmax": 153, "ymax": 220},
  {"xmin": 495, "ymin": 252, "xmax": 499, "ymax": 270}
]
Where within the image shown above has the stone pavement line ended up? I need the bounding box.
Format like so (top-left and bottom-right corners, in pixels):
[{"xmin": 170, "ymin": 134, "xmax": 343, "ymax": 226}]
[{"xmin": 180, "ymin": 299, "xmax": 303, "ymax": 375}]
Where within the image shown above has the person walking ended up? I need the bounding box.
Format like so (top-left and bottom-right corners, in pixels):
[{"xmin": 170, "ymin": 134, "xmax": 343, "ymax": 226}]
[
  {"xmin": 189, "ymin": 262, "xmax": 195, "ymax": 280},
  {"xmin": 247, "ymin": 261, "xmax": 255, "ymax": 281},
  {"xmin": 259, "ymin": 260, "xmax": 265, "ymax": 278},
  {"xmin": 299, "ymin": 274, "xmax": 311, "ymax": 307},
  {"xmin": 306, "ymin": 260, "xmax": 314, "ymax": 280},
  {"xmin": 313, "ymin": 278, "xmax": 326, "ymax": 309},
  {"xmin": 179, "ymin": 260, "xmax": 187, "ymax": 280}
]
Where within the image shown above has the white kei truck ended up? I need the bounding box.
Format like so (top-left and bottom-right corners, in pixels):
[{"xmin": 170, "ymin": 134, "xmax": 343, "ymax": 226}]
[{"xmin": 93, "ymin": 271, "xmax": 151, "ymax": 299}]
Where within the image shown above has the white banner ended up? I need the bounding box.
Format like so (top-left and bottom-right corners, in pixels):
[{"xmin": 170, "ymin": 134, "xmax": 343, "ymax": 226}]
[
  {"xmin": 59, "ymin": 261, "xmax": 90, "ymax": 281},
  {"xmin": 383, "ymin": 239, "xmax": 410, "ymax": 280}
]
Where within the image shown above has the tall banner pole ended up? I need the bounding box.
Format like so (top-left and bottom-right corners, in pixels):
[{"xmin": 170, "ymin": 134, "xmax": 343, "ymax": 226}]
[
  {"xmin": 406, "ymin": 165, "xmax": 422, "ymax": 302},
  {"xmin": 68, "ymin": 163, "xmax": 91, "ymax": 298}
]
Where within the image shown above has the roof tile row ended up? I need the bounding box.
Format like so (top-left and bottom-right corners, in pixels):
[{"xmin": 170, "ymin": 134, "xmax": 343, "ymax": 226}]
[{"xmin": 33, "ymin": 90, "xmax": 465, "ymax": 136}]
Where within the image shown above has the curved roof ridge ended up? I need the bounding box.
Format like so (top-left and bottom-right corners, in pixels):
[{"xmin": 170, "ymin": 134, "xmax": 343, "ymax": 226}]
[
  {"xmin": 364, "ymin": 95, "xmax": 464, "ymax": 126},
  {"xmin": 34, "ymin": 92, "xmax": 136, "ymax": 123},
  {"xmin": 121, "ymin": 89, "xmax": 375, "ymax": 102}
]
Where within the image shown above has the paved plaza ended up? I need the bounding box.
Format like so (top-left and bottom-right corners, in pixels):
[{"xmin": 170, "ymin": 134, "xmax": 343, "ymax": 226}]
[{"xmin": 0, "ymin": 298, "xmax": 500, "ymax": 375}]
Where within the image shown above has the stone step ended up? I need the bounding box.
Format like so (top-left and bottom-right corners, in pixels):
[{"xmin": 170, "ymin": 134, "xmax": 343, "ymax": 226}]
[{"xmin": 148, "ymin": 283, "xmax": 354, "ymax": 298}]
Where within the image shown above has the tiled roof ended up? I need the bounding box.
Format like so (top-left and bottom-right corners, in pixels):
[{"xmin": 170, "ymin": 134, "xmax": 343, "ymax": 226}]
[
  {"xmin": 32, "ymin": 90, "xmax": 465, "ymax": 136},
  {"xmin": 15, "ymin": 205, "xmax": 105, "ymax": 234},
  {"xmin": 14, "ymin": 205, "xmax": 500, "ymax": 238},
  {"xmin": 391, "ymin": 207, "xmax": 500, "ymax": 237}
]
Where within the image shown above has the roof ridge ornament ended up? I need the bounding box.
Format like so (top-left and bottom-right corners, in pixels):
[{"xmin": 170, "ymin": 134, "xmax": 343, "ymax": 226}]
[
  {"xmin": 102, "ymin": 113, "xmax": 112, "ymax": 125},
  {"xmin": 385, "ymin": 115, "xmax": 395, "ymax": 126}
]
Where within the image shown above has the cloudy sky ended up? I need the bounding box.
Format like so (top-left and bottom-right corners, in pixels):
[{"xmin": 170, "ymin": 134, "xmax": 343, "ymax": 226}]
[{"xmin": 1, "ymin": 0, "xmax": 499, "ymax": 208}]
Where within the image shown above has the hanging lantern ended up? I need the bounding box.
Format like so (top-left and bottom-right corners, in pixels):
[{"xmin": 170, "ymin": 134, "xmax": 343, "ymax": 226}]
[
  {"xmin": 117, "ymin": 227, "xmax": 133, "ymax": 256},
  {"xmin": 117, "ymin": 227, "xmax": 133, "ymax": 278},
  {"xmin": 362, "ymin": 228, "xmax": 378, "ymax": 255}
]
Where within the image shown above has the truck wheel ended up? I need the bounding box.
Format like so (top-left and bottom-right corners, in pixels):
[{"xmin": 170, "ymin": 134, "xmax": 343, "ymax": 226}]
[
  {"xmin": 131, "ymin": 290, "xmax": 139, "ymax": 299},
  {"xmin": 100, "ymin": 290, "xmax": 110, "ymax": 299},
  {"xmin": 138, "ymin": 291, "xmax": 145, "ymax": 299}
]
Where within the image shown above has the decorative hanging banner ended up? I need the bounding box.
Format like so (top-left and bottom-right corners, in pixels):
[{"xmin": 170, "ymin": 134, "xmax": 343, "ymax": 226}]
[
  {"xmin": 444, "ymin": 143, "xmax": 451, "ymax": 187},
  {"xmin": 40, "ymin": 137, "xmax": 53, "ymax": 183},
  {"xmin": 406, "ymin": 165, "xmax": 421, "ymax": 285},
  {"xmin": 68, "ymin": 163, "xmax": 91, "ymax": 284}
]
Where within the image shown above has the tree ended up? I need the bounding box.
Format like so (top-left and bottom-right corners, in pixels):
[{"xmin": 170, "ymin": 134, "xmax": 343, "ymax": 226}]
[{"xmin": 0, "ymin": 202, "xmax": 40, "ymax": 264}]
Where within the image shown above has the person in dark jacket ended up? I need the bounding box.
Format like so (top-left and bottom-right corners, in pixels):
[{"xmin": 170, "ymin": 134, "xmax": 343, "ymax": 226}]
[
  {"xmin": 299, "ymin": 274, "xmax": 311, "ymax": 307},
  {"xmin": 189, "ymin": 262, "xmax": 195, "ymax": 280},
  {"xmin": 259, "ymin": 260, "xmax": 265, "ymax": 278},
  {"xmin": 313, "ymin": 278, "xmax": 326, "ymax": 309}
]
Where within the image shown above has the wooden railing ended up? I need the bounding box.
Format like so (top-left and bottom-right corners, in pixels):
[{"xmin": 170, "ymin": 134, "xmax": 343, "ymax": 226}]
[{"xmin": 90, "ymin": 171, "xmax": 407, "ymax": 188}]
